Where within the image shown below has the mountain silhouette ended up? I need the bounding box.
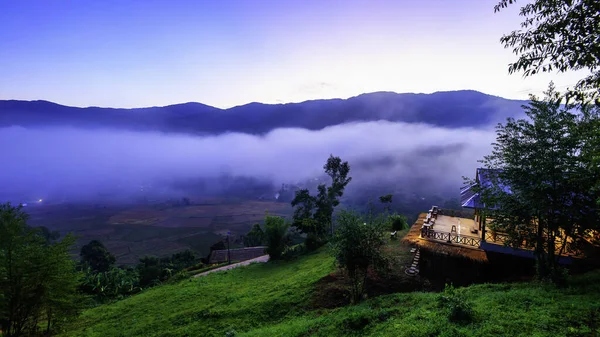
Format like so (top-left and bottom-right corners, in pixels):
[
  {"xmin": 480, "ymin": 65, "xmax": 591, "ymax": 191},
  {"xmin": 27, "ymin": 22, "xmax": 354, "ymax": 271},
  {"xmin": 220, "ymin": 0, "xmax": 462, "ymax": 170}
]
[{"xmin": 0, "ymin": 90, "xmax": 526, "ymax": 134}]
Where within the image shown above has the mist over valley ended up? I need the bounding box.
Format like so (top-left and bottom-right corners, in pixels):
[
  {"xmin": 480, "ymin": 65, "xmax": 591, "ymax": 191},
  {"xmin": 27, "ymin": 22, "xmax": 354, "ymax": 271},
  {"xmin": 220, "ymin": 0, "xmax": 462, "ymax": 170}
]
[{"xmin": 1, "ymin": 90, "xmax": 520, "ymax": 263}]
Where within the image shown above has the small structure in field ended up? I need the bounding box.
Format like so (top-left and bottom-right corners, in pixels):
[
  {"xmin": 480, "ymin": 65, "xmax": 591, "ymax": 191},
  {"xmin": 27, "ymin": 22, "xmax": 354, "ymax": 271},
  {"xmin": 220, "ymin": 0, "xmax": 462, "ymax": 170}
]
[{"xmin": 208, "ymin": 246, "xmax": 267, "ymax": 264}]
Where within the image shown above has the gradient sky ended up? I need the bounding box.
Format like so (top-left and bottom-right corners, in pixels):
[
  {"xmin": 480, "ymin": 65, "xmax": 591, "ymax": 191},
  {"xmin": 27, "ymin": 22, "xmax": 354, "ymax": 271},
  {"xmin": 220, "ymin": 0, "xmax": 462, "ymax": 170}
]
[{"xmin": 0, "ymin": 0, "xmax": 588, "ymax": 109}]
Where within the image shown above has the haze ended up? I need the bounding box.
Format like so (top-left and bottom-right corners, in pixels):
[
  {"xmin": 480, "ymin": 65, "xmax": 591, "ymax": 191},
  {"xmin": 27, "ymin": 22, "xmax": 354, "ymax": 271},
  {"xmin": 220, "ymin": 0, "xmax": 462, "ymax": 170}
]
[{"xmin": 0, "ymin": 121, "xmax": 496, "ymax": 203}]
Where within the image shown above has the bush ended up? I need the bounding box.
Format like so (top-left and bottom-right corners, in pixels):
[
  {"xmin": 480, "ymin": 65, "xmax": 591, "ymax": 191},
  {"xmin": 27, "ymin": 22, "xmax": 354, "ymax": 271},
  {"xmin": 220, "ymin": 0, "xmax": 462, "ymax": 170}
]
[
  {"xmin": 386, "ymin": 213, "xmax": 409, "ymax": 231},
  {"xmin": 330, "ymin": 210, "xmax": 388, "ymax": 303},
  {"xmin": 282, "ymin": 243, "xmax": 306, "ymax": 260},
  {"xmin": 264, "ymin": 215, "xmax": 290, "ymax": 260},
  {"xmin": 437, "ymin": 284, "xmax": 475, "ymax": 324},
  {"xmin": 305, "ymin": 232, "xmax": 325, "ymax": 251}
]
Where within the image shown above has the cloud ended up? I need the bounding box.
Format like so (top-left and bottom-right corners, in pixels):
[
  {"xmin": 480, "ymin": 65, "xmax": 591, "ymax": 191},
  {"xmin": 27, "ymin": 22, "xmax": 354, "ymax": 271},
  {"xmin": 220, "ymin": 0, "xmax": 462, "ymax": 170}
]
[{"xmin": 0, "ymin": 121, "xmax": 497, "ymax": 203}]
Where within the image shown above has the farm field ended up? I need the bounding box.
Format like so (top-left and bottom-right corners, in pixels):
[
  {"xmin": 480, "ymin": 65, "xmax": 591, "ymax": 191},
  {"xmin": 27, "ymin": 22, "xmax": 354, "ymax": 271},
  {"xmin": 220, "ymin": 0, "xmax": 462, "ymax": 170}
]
[{"xmin": 23, "ymin": 198, "xmax": 292, "ymax": 265}]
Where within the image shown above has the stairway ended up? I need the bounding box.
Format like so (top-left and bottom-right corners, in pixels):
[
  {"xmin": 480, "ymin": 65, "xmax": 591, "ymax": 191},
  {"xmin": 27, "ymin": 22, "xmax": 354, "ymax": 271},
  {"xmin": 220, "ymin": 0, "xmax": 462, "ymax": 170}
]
[{"xmin": 405, "ymin": 247, "xmax": 420, "ymax": 276}]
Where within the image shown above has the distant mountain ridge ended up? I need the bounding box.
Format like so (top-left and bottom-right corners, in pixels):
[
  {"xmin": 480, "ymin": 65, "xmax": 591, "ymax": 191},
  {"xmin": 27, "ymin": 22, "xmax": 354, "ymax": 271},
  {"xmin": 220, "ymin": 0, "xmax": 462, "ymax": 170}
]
[{"xmin": 0, "ymin": 90, "xmax": 527, "ymax": 135}]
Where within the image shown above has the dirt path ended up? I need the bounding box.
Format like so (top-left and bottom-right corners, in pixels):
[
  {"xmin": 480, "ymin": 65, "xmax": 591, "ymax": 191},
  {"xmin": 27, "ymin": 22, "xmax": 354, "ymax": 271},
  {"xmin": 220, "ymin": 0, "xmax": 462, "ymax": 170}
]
[{"xmin": 193, "ymin": 255, "xmax": 270, "ymax": 278}]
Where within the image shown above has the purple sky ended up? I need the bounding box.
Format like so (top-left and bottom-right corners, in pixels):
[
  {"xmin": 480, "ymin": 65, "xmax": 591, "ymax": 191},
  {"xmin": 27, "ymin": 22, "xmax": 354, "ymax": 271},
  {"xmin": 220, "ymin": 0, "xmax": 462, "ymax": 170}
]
[{"xmin": 0, "ymin": 0, "xmax": 588, "ymax": 108}]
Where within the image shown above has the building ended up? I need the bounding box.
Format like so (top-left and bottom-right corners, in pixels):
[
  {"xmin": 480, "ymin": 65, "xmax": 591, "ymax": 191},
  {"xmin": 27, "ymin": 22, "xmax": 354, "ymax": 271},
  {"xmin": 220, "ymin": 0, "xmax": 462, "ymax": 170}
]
[
  {"xmin": 401, "ymin": 167, "xmax": 599, "ymax": 284},
  {"xmin": 208, "ymin": 246, "xmax": 267, "ymax": 264}
]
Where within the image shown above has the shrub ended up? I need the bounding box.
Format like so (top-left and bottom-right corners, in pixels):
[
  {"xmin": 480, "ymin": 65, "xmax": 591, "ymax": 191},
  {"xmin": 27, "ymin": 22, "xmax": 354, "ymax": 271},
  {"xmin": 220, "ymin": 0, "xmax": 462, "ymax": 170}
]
[
  {"xmin": 282, "ymin": 243, "xmax": 306, "ymax": 260},
  {"xmin": 386, "ymin": 213, "xmax": 409, "ymax": 231},
  {"xmin": 437, "ymin": 284, "xmax": 475, "ymax": 324},
  {"xmin": 264, "ymin": 215, "xmax": 290, "ymax": 260},
  {"xmin": 330, "ymin": 210, "xmax": 388, "ymax": 303},
  {"xmin": 305, "ymin": 232, "xmax": 325, "ymax": 251}
]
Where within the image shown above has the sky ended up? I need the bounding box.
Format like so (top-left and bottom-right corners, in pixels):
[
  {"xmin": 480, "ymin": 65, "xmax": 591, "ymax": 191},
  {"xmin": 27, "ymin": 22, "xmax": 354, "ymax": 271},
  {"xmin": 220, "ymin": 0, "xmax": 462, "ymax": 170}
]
[{"xmin": 0, "ymin": 0, "xmax": 588, "ymax": 109}]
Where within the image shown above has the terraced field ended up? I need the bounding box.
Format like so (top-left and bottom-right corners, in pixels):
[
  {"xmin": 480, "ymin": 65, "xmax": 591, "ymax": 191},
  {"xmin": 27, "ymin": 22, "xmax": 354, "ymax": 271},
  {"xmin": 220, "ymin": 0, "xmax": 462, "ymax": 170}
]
[{"xmin": 24, "ymin": 199, "xmax": 292, "ymax": 265}]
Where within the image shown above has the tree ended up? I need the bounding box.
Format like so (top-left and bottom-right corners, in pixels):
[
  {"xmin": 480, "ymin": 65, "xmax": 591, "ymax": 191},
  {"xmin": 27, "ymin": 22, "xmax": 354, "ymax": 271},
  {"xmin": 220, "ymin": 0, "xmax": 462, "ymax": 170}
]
[
  {"xmin": 470, "ymin": 83, "xmax": 600, "ymax": 282},
  {"xmin": 0, "ymin": 203, "xmax": 82, "ymax": 336},
  {"xmin": 291, "ymin": 155, "xmax": 352, "ymax": 239},
  {"xmin": 379, "ymin": 194, "xmax": 393, "ymax": 213},
  {"xmin": 386, "ymin": 213, "xmax": 409, "ymax": 231},
  {"xmin": 80, "ymin": 240, "xmax": 116, "ymax": 273},
  {"xmin": 494, "ymin": 0, "xmax": 600, "ymax": 102},
  {"xmin": 495, "ymin": 0, "xmax": 600, "ymax": 214},
  {"xmin": 330, "ymin": 210, "xmax": 388, "ymax": 304},
  {"xmin": 243, "ymin": 223, "xmax": 265, "ymax": 247},
  {"xmin": 263, "ymin": 215, "xmax": 290, "ymax": 260}
]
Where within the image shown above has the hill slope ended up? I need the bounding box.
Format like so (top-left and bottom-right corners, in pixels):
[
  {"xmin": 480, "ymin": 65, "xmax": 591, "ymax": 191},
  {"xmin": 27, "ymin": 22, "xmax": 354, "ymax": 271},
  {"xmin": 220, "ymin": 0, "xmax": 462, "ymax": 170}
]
[
  {"xmin": 1, "ymin": 91, "xmax": 526, "ymax": 135},
  {"xmin": 61, "ymin": 249, "xmax": 600, "ymax": 337}
]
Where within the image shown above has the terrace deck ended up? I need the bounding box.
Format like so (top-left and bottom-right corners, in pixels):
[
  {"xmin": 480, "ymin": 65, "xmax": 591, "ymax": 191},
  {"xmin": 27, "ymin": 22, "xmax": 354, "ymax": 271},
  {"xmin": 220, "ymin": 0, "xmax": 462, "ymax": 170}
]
[
  {"xmin": 404, "ymin": 211, "xmax": 583, "ymax": 264},
  {"xmin": 403, "ymin": 213, "xmax": 488, "ymax": 262}
]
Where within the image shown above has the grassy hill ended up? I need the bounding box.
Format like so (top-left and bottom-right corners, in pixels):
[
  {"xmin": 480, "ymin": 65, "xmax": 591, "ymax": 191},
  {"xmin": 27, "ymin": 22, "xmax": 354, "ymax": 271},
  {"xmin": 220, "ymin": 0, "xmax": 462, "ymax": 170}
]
[{"xmin": 61, "ymin": 248, "xmax": 600, "ymax": 337}]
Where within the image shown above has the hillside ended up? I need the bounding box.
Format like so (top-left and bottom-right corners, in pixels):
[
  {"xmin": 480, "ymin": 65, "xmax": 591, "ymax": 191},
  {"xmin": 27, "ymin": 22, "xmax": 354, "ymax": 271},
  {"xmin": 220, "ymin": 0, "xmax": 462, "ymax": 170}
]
[
  {"xmin": 0, "ymin": 91, "xmax": 526, "ymax": 135},
  {"xmin": 61, "ymin": 247, "xmax": 600, "ymax": 337}
]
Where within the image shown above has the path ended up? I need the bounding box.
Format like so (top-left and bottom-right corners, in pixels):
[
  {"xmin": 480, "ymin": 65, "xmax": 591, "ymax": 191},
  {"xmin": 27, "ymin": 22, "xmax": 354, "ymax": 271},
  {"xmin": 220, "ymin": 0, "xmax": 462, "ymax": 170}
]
[{"xmin": 193, "ymin": 255, "xmax": 270, "ymax": 278}]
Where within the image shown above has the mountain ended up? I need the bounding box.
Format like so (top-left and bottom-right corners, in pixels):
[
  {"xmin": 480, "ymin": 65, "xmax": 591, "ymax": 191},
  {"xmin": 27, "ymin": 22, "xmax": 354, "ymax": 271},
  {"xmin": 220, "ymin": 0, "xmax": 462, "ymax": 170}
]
[{"xmin": 0, "ymin": 90, "xmax": 527, "ymax": 134}]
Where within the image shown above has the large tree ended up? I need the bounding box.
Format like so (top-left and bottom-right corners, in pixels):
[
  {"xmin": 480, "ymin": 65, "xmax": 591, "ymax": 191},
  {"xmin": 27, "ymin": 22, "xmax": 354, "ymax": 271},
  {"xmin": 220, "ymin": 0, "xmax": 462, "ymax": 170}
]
[
  {"xmin": 471, "ymin": 83, "xmax": 600, "ymax": 282},
  {"xmin": 495, "ymin": 0, "xmax": 600, "ymax": 223},
  {"xmin": 495, "ymin": 0, "xmax": 600, "ymax": 102},
  {"xmin": 291, "ymin": 155, "xmax": 352, "ymax": 239},
  {"xmin": 0, "ymin": 203, "xmax": 82, "ymax": 336}
]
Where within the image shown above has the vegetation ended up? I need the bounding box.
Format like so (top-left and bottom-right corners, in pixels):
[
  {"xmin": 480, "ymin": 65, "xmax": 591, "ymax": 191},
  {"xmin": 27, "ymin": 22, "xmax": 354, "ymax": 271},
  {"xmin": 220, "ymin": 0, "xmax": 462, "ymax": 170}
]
[
  {"xmin": 378, "ymin": 194, "xmax": 393, "ymax": 212},
  {"xmin": 437, "ymin": 284, "xmax": 475, "ymax": 324},
  {"xmin": 386, "ymin": 213, "xmax": 409, "ymax": 231},
  {"xmin": 291, "ymin": 155, "xmax": 352, "ymax": 245},
  {"xmin": 80, "ymin": 240, "xmax": 116, "ymax": 273},
  {"xmin": 495, "ymin": 0, "xmax": 600, "ymax": 102},
  {"xmin": 263, "ymin": 215, "xmax": 290, "ymax": 260},
  {"xmin": 79, "ymin": 245, "xmax": 200, "ymax": 302},
  {"xmin": 57, "ymin": 242, "xmax": 600, "ymax": 336},
  {"xmin": 0, "ymin": 203, "xmax": 82, "ymax": 336},
  {"xmin": 243, "ymin": 223, "xmax": 265, "ymax": 247},
  {"xmin": 59, "ymin": 250, "xmax": 335, "ymax": 337},
  {"xmin": 329, "ymin": 211, "xmax": 388, "ymax": 304},
  {"xmin": 496, "ymin": 0, "xmax": 600, "ymax": 207},
  {"xmin": 470, "ymin": 83, "xmax": 600, "ymax": 283},
  {"xmin": 79, "ymin": 266, "xmax": 141, "ymax": 302}
]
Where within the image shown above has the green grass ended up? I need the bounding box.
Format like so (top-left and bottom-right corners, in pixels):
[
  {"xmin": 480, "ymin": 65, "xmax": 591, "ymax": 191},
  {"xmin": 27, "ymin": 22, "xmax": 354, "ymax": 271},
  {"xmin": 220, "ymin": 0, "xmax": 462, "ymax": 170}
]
[
  {"xmin": 60, "ymin": 250, "xmax": 336, "ymax": 337},
  {"xmin": 241, "ymin": 271, "xmax": 600, "ymax": 337},
  {"xmin": 61, "ymin": 244, "xmax": 600, "ymax": 337}
]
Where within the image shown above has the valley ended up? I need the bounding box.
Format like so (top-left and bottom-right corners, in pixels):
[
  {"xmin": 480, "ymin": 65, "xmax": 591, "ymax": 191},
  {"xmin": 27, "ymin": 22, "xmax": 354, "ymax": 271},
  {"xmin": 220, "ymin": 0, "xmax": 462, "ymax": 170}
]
[{"xmin": 24, "ymin": 199, "xmax": 291, "ymax": 265}]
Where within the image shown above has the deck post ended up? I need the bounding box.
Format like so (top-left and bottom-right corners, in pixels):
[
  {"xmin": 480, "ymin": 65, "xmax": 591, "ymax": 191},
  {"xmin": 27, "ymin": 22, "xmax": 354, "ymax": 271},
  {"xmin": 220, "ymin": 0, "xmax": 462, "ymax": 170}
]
[{"xmin": 481, "ymin": 212, "xmax": 487, "ymax": 243}]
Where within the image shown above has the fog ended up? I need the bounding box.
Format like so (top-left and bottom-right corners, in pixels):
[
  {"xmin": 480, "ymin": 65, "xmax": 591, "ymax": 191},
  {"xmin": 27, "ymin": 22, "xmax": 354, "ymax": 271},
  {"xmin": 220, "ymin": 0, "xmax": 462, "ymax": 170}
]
[{"xmin": 0, "ymin": 121, "xmax": 497, "ymax": 204}]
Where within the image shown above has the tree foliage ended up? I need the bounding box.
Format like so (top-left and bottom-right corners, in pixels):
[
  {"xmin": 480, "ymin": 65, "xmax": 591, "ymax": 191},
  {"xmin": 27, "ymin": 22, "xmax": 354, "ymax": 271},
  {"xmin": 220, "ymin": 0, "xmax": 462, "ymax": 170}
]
[
  {"xmin": 80, "ymin": 240, "xmax": 116, "ymax": 273},
  {"xmin": 0, "ymin": 203, "xmax": 82, "ymax": 336},
  {"xmin": 243, "ymin": 223, "xmax": 265, "ymax": 247},
  {"xmin": 263, "ymin": 215, "xmax": 290, "ymax": 260},
  {"xmin": 386, "ymin": 213, "xmax": 409, "ymax": 231},
  {"xmin": 291, "ymin": 155, "xmax": 352, "ymax": 239},
  {"xmin": 495, "ymin": 0, "xmax": 600, "ymax": 102},
  {"xmin": 330, "ymin": 210, "xmax": 388, "ymax": 304},
  {"xmin": 469, "ymin": 83, "xmax": 600, "ymax": 282}
]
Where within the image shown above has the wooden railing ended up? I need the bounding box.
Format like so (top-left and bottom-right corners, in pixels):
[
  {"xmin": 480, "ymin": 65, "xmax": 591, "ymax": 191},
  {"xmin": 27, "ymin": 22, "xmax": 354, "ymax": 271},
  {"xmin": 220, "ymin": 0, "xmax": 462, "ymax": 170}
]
[
  {"xmin": 484, "ymin": 231, "xmax": 511, "ymax": 245},
  {"xmin": 421, "ymin": 228, "xmax": 482, "ymax": 248}
]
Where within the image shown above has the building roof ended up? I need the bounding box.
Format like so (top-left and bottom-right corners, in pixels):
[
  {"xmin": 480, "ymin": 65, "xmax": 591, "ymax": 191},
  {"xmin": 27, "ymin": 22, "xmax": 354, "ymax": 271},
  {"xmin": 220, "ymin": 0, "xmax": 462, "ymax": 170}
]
[{"xmin": 460, "ymin": 168, "xmax": 511, "ymax": 209}]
